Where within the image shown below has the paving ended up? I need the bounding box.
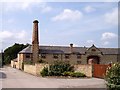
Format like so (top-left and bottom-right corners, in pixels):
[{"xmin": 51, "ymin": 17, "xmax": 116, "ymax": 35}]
[{"xmin": 0, "ymin": 66, "xmax": 107, "ymax": 89}]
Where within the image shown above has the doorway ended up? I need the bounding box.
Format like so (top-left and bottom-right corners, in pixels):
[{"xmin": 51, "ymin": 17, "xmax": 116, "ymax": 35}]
[{"xmin": 87, "ymin": 56, "xmax": 100, "ymax": 64}]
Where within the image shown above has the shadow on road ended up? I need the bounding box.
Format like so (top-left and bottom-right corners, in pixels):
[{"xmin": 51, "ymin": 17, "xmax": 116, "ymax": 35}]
[{"xmin": 0, "ymin": 72, "xmax": 7, "ymax": 79}]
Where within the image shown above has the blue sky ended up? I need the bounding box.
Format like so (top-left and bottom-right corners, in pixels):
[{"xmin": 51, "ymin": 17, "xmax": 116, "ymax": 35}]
[{"xmin": 0, "ymin": 0, "xmax": 119, "ymax": 51}]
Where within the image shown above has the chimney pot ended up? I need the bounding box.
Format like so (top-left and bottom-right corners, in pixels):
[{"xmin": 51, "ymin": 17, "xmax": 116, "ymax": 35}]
[
  {"xmin": 33, "ymin": 20, "xmax": 39, "ymax": 23},
  {"xmin": 70, "ymin": 43, "xmax": 73, "ymax": 47}
]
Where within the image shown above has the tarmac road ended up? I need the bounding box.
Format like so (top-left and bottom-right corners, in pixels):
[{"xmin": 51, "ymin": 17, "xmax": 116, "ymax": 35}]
[{"xmin": 0, "ymin": 66, "xmax": 107, "ymax": 89}]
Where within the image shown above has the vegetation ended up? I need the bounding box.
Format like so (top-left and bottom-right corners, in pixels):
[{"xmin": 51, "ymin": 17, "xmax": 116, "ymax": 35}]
[
  {"xmin": 70, "ymin": 72, "xmax": 86, "ymax": 77},
  {"xmin": 40, "ymin": 61, "xmax": 86, "ymax": 78},
  {"xmin": 62, "ymin": 71, "xmax": 72, "ymax": 76},
  {"xmin": 105, "ymin": 63, "xmax": 120, "ymax": 90},
  {"xmin": 37, "ymin": 59, "xmax": 47, "ymax": 63},
  {"xmin": 4, "ymin": 43, "xmax": 29, "ymax": 64},
  {"xmin": 49, "ymin": 61, "xmax": 74, "ymax": 76},
  {"xmin": 40, "ymin": 67, "xmax": 49, "ymax": 77}
]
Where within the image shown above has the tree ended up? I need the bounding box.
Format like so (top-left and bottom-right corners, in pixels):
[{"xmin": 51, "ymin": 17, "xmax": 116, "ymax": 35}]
[
  {"xmin": 105, "ymin": 63, "xmax": 120, "ymax": 90},
  {"xmin": 3, "ymin": 43, "xmax": 29, "ymax": 64}
]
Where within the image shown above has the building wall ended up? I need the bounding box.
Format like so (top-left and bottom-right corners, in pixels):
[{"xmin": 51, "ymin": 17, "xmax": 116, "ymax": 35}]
[
  {"xmin": 100, "ymin": 54, "xmax": 117, "ymax": 64},
  {"xmin": 18, "ymin": 53, "xmax": 32, "ymax": 70},
  {"xmin": 18, "ymin": 54, "xmax": 25, "ymax": 70},
  {"xmin": 38, "ymin": 53, "xmax": 118, "ymax": 65},
  {"xmin": 11, "ymin": 60, "xmax": 14, "ymax": 67},
  {"xmin": 11, "ymin": 60, "xmax": 19, "ymax": 69},
  {"xmin": 39, "ymin": 54, "xmax": 83, "ymax": 65},
  {"xmin": 12, "ymin": 52, "xmax": 117, "ymax": 70}
]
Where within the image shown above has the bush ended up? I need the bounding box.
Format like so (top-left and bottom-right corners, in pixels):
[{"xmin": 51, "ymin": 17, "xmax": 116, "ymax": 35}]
[
  {"xmin": 40, "ymin": 61, "xmax": 86, "ymax": 78},
  {"xmin": 71, "ymin": 72, "xmax": 86, "ymax": 78},
  {"xmin": 105, "ymin": 63, "xmax": 120, "ymax": 90},
  {"xmin": 49, "ymin": 61, "xmax": 74, "ymax": 76},
  {"xmin": 62, "ymin": 71, "xmax": 73, "ymax": 76},
  {"xmin": 40, "ymin": 67, "xmax": 49, "ymax": 77}
]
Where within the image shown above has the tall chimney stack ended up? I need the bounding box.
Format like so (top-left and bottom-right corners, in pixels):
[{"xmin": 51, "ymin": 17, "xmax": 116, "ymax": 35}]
[
  {"xmin": 32, "ymin": 20, "xmax": 39, "ymax": 63},
  {"xmin": 70, "ymin": 43, "xmax": 73, "ymax": 53}
]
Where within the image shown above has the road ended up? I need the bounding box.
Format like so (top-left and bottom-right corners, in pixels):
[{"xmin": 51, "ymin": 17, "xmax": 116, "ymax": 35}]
[{"xmin": 0, "ymin": 66, "xmax": 107, "ymax": 89}]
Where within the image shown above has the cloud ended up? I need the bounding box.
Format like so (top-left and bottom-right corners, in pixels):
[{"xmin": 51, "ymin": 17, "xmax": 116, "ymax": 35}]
[
  {"xmin": 84, "ymin": 6, "xmax": 96, "ymax": 13},
  {"xmin": 0, "ymin": 31, "xmax": 13, "ymax": 39},
  {"xmin": 41, "ymin": 6, "xmax": 52, "ymax": 13},
  {"xmin": 101, "ymin": 32, "xmax": 117, "ymax": 46},
  {"xmin": 104, "ymin": 8, "xmax": 118, "ymax": 25},
  {"xmin": 0, "ymin": 30, "xmax": 31, "ymax": 50},
  {"xmin": 52, "ymin": 9, "xmax": 83, "ymax": 21},
  {"xmin": 103, "ymin": 41, "xmax": 109, "ymax": 45},
  {"xmin": 0, "ymin": 30, "xmax": 30, "ymax": 43},
  {"xmin": 3, "ymin": 1, "xmax": 53, "ymax": 14},
  {"xmin": 3, "ymin": 0, "xmax": 44, "ymax": 12},
  {"xmin": 101, "ymin": 32, "xmax": 117, "ymax": 40}
]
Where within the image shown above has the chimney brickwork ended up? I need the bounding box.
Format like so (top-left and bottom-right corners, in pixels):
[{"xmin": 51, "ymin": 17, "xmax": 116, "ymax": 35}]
[
  {"xmin": 70, "ymin": 43, "xmax": 73, "ymax": 53},
  {"xmin": 32, "ymin": 20, "xmax": 39, "ymax": 63}
]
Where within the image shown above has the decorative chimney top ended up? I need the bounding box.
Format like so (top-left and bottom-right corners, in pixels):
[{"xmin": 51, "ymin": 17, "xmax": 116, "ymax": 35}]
[
  {"xmin": 70, "ymin": 43, "xmax": 73, "ymax": 47},
  {"xmin": 33, "ymin": 20, "xmax": 39, "ymax": 23}
]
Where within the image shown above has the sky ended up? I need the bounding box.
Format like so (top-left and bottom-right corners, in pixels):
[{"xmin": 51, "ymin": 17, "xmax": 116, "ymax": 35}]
[{"xmin": 0, "ymin": 0, "xmax": 119, "ymax": 51}]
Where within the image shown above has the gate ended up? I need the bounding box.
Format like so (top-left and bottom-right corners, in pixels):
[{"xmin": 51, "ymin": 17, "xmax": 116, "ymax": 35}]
[{"xmin": 93, "ymin": 64, "xmax": 110, "ymax": 78}]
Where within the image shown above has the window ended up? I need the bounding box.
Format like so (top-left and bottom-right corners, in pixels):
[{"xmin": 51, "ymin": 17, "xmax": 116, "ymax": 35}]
[
  {"xmin": 53, "ymin": 54, "xmax": 58, "ymax": 59},
  {"xmin": 65, "ymin": 54, "xmax": 70, "ymax": 59},
  {"xmin": 77, "ymin": 61, "xmax": 81, "ymax": 64},
  {"xmin": 26, "ymin": 54, "xmax": 30, "ymax": 58},
  {"xmin": 41, "ymin": 54, "xmax": 46, "ymax": 59},
  {"xmin": 91, "ymin": 49, "xmax": 96, "ymax": 51},
  {"xmin": 77, "ymin": 54, "xmax": 81, "ymax": 59}
]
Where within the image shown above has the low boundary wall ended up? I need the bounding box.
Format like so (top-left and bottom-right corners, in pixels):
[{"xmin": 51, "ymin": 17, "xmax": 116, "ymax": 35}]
[
  {"xmin": 24, "ymin": 64, "xmax": 93, "ymax": 77},
  {"xmin": 74, "ymin": 64, "xmax": 92, "ymax": 77},
  {"xmin": 24, "ymin": 64, "xmax": 48, "ymax": 76}
]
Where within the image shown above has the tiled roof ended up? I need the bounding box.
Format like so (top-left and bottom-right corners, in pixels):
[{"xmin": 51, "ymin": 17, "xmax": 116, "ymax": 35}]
[
  {"xmin": 19, "ymin": 45, "xmax": 118, "ymax": 55},
  {"xmin": 99, "ymin": 48, "xmax": 118, "ymax": 54},
  {"xmin": 19, "ymin": 45, "xmax": 32, "ymax": 54}
]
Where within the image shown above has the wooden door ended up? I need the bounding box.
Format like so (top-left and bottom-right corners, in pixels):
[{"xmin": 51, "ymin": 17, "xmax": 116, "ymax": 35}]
[{"xmin": 93, "ymin": 64, "xmax": 109, "ymax": 78}]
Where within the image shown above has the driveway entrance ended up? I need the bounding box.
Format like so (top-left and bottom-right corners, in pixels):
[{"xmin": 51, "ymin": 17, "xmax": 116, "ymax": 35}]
[
  {"xmin": 87, "ymin": 56, "xmax": 100, "ymax": 64},
  {"xmin": 1, "ymin": 66, "xmax": 106, "ymax": 88},
  {"xmin": 93, "ymin": 64, "xmax": 109, "ymax": 78}
]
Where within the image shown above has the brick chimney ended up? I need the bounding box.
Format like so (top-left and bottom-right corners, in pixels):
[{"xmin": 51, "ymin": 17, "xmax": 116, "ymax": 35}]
[
  {"xmin": 70, "ymin": 43, "xmax": 73, "ymax": 53},
  {"xmin": 32, "ymin": 20, "xmax": 39, "ymax": 63}
]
